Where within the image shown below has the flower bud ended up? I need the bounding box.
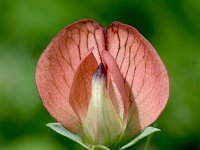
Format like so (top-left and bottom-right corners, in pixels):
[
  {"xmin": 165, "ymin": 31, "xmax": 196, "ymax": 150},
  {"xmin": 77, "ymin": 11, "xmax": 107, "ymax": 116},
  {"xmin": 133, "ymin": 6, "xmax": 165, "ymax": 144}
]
[{"xmin": 82, "ymin": 63, "xmax": 123, "ymax": 147}]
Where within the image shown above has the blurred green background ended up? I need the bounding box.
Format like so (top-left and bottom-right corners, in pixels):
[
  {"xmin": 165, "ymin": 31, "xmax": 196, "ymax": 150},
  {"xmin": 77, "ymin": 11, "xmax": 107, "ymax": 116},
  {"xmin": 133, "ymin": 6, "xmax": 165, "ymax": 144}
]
[{"xmin": 0, "ymin": 0, "xmax": 200, "ymax": 149}]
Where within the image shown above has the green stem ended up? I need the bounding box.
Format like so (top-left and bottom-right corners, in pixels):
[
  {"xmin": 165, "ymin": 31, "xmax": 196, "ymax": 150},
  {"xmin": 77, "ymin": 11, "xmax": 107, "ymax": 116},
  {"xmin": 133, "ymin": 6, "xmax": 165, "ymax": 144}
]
[
  {"xmin": 143, "ymin": 123, "xmax": 157, "ymax": 150},
  {"xmin": 143, "ymin": 133, "xmax": 152, "ymax": 150}
]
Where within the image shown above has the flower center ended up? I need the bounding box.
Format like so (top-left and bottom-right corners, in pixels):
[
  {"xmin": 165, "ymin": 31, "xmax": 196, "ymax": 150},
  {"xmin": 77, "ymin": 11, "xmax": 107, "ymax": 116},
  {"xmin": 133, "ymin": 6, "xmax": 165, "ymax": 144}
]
[{"xmin": 82, "ymin": 63, "xmax": 123, "ymax": 147}]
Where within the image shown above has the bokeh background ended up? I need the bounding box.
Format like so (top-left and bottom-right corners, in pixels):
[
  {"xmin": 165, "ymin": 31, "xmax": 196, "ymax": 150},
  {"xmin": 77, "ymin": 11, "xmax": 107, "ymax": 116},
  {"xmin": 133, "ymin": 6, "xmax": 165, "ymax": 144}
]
[{"xmin": 0, "ymin": 0, "xmax": 200, "ymax": 149}]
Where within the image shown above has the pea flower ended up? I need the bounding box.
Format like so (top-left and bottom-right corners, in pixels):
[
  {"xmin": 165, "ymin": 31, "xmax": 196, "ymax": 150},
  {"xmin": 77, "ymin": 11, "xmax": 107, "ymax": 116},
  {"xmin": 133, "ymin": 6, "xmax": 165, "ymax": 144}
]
[{"xmin": 35, "ymin": 20, "xmax": 169, "ymax": 149}]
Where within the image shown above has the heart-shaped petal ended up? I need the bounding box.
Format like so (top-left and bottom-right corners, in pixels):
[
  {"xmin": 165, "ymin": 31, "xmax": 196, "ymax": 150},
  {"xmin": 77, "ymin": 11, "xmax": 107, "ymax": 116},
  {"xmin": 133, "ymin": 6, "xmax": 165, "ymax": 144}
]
[{"xmin": 36, "ymin": 20, "xmax": 169, "ymax": 141}]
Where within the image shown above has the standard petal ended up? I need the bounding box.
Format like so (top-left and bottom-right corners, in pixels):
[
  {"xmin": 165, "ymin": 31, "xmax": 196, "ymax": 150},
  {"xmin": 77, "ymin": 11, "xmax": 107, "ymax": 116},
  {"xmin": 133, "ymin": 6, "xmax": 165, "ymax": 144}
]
[
  {"xmin": 101, "ymin": 50, "xmax": 128, "ymax": 122},
  {"xmin": 106, "ymin": 22, "xmax": 169, "ymax": 137},
  {"xmin": 35, "ymin": 20, "xmax": 105, "ymax": 133},
  {"xmin": 69, "ymin": 50, "xmax": 98, "ymax": 122}
]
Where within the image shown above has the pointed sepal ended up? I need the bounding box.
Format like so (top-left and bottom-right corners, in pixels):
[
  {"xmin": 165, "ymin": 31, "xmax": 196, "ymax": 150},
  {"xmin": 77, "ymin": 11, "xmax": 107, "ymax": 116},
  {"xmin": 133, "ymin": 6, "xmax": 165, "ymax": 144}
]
[
  {"xmin": 120, "ymin": 127, "xmax": 161, "ymax": 149},
  {"xmin": 46, "ymin": 122, "xmax": 90, "ymax": 149}
]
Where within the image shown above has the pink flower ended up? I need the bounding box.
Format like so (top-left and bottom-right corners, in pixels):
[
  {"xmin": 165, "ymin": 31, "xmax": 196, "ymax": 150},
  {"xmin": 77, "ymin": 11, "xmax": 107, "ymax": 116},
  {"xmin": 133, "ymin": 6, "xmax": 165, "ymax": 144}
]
[{"xmin": 35, "ymin": 20, "xmax": 169, "ymax": 147}]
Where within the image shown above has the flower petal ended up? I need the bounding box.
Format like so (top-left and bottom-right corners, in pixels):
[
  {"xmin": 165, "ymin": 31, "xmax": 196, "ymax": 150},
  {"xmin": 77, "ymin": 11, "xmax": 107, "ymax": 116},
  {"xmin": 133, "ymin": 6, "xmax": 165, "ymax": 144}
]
[
  {"xmin": 101, "ymin": 50, "xmax": 128, "ymax": 122},
  {"xmin": 35, "ymin": 20, "xmax": 105, "ymax": 133},
  {"xmin": 69, "ymin": 50, "xmax": 98, "ymax": 122},
  {"xmin": 106, "ymin": 22, "xmax": 169, "ymax": 137}
]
